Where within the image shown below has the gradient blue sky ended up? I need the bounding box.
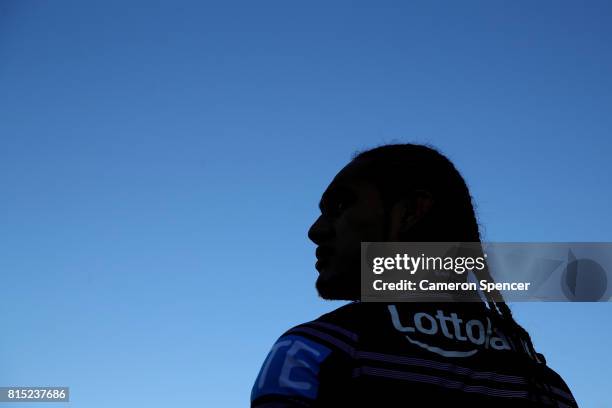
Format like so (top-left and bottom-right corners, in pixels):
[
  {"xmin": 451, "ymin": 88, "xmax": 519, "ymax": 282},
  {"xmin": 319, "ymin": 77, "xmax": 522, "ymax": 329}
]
[{"xmin": 1, "ymin": 1, "xmax": 611, "ymax": 407}]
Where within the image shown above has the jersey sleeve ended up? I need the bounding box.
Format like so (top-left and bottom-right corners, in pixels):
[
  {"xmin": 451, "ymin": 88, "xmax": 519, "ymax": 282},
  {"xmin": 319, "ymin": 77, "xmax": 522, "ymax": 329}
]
[{"xmin": 251, "ymin": 333, "xmax": 333, "ymax": 407}]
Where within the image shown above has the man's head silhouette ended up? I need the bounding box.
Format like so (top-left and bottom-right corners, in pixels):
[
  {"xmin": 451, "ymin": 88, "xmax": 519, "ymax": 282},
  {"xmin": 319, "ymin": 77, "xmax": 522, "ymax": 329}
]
[
  {"xmin": 308, "ymin": 143, "xmax": 480, "ymax": 301},
  {"xmin": 253, "ymin": 143, "xmax": 577, "ymax": 408}
]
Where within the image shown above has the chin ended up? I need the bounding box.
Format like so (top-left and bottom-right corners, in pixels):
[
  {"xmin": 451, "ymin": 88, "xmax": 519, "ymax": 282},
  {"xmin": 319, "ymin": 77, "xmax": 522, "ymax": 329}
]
[{"xmin": 315, "ymin": 274, "xmax": 359, "ymax": 301}]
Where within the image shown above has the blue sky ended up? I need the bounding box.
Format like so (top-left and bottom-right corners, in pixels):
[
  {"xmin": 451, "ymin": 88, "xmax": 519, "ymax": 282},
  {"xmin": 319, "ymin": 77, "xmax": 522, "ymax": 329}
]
[{"xmin": 1, "ymin": 1, "xmax": 611, "ymax": 407}]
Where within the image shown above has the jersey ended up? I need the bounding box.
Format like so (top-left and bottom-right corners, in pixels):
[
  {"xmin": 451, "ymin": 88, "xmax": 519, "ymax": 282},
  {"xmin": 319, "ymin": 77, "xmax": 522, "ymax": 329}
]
[{"xmin": 251, "ymin": 301, "xmax": 577, "ymax": 407}]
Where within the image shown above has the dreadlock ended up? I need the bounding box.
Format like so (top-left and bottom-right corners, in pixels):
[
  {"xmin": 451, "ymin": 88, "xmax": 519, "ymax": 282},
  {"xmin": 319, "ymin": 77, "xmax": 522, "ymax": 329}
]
[{"xmin": 352, "ymin": 143, "xmax": 541, "ymax": 362}]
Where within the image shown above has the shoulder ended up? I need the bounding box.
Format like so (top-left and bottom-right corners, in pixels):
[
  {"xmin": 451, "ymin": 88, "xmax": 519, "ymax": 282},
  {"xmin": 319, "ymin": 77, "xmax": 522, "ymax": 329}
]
[
  {"xmin": 532, "ymin": 360, "xmax": 577, "ymax": 406},
  {"xmin": 270, "ymin": 302, "xmax": 363, "ymax": 361},
  {"xmin": 295, "ymin": 302, "xmax": 362, "ymax": 346},
  {"xmin": 250, "ymin": 303, "xmax": 360, "ymax": 406}
]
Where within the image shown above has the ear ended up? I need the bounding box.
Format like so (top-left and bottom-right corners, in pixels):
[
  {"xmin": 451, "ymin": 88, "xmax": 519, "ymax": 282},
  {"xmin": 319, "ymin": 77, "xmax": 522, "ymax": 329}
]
[
  {"xmin": 409, "ymin": 189, "xmax": 434, "ymax": 219},
  {"xmin": 387, "ymin": 190, "xmax": 434, "ymax": 240}
]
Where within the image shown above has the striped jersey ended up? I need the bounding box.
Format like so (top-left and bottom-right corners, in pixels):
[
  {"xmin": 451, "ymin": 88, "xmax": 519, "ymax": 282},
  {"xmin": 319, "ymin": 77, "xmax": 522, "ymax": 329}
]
[{"xmin": 251, "ymin": 301, "xmax": 577, "ymax": 407}]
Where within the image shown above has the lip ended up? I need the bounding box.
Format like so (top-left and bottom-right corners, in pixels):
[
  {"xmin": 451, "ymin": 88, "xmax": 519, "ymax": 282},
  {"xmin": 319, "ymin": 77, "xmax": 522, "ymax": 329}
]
[
  {"xmin": 315, "ymin": 246, "xmax": 334, "ymax": 272},
  {"xmin": 315, "ymin": 246, "xmax": 334, "ymax": 260}
]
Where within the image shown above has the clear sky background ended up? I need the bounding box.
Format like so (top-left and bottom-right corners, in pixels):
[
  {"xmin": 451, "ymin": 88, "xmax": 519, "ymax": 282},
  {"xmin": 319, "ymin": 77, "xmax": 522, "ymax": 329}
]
[{"xmin": 1, "ymin": 1, "xmax": 611, "ymax": 407}]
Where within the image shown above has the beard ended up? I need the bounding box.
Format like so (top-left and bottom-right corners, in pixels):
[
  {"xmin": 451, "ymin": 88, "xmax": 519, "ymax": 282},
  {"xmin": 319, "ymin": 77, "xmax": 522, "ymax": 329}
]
[{"xmin": 315, "ymin": 264, "xmax": 360, "ymax": 301}]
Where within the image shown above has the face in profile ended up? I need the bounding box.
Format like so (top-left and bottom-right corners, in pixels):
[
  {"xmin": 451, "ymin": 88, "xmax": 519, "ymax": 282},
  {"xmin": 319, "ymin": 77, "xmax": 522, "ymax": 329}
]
[{"xmin": 307, "ymin": 159, "xmax": 388, "ymax": 300}]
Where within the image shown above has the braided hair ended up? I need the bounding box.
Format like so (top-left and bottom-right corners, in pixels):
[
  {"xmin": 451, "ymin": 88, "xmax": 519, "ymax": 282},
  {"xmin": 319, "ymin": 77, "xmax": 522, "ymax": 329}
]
[{"xmin": 352, "ymin": 143, "xmax": 541, "ymax": 362}]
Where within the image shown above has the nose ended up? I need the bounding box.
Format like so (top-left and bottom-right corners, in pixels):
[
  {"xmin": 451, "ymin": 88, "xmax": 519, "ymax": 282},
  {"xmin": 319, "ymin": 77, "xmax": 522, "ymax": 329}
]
[{"xmin": 308, "ymin": 215, "xmax": 334, "ymax": 245}]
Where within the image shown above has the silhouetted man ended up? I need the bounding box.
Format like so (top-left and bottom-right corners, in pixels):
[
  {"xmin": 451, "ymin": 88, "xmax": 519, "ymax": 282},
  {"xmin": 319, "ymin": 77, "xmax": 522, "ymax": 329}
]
[{"xmin": 251, "ymin": 144, "xmax": 577, "ymax": 407}]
